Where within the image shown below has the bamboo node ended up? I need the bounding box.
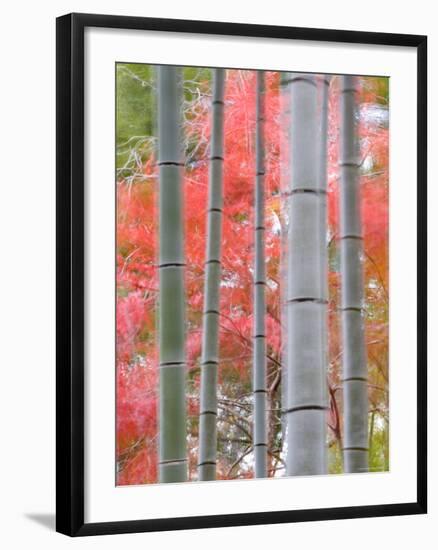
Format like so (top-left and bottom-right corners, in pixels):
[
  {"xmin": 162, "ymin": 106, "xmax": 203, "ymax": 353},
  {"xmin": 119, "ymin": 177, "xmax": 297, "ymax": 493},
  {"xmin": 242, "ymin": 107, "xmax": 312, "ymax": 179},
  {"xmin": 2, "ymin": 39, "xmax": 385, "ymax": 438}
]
[
  {"xmin": 283, "ymin": 405, "xmax": 328, "ymax": 414},
  {"xmin": 339, "ymin": 161, "xmax": 360, "ymax": 168},
  {"xmin": 286, "ymin": 297, "xmax": 328, "ymax": 305},
  {"xmin": 283, "ymin": 76, "xmax": 317, "ymax": 87},
  {"xmin": 158, "ymin": 262, "xmax": 186, "ymax": 268},
  {"xmin": 203, "ymin": 309, "xmax": 220, "ymax": 316},
  {"xmin": 158, "ymin": 161, "xmax": 184, "ymax": 167},
  {"xmin": 159, "ymin": 458, "xmax": 188, "ymax": 465},
  {"xmin": 340, "ymin": 234, "xmax": 363, "ymax": 240},
  {"xmin": 283, "ymin": 188, "xmax": 327, "ymax": 197}
]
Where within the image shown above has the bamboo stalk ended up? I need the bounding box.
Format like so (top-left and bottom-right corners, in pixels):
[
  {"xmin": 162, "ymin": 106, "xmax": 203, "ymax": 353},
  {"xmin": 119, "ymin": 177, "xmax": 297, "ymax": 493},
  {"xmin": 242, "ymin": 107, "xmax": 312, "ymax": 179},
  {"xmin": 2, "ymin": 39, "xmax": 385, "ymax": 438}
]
[
  {"xmin": 319, "ymin": 75, "xmax": 331, "ymax": 308},
  {"xmin": 253, "ymin": 71, "xmax": 268, "ymax": 478},
  {"xmin": 157, "ymin": 66, "xmax": 187, "ymax": 483},
  {"xmin": 279, "ymin": 72, "xmax": 291, "ymax": 448},
  {"xmin": 198, "ymin": 68, "xmax": 226, "ymax": 481},
  {"xmin": 318, "ymin": 75, "xmax": 331, "ymax": 466},
  {"xmin": 285, "ymin": 73, "xmax": 328, "ymax": 476},
  {"xmin": 339, "ymin": 75, "xmax": 369, "ymax": 474}
]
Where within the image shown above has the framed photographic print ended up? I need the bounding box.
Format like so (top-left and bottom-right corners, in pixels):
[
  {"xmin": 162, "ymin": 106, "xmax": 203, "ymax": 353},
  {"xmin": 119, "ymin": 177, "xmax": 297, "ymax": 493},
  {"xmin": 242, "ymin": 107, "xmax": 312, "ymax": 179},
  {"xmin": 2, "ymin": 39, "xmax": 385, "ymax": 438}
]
[{"xmin": 56, "ymin": 12, "xmax": 427, "ymax": 536}]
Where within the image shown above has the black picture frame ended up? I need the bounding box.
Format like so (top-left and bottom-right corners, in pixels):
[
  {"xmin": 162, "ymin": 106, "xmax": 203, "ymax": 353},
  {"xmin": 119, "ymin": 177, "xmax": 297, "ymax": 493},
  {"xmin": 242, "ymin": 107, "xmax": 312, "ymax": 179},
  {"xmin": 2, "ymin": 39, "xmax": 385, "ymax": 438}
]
[{"xmin": 56, "ymin": 12, "xmax": 427, "ymax": 537}]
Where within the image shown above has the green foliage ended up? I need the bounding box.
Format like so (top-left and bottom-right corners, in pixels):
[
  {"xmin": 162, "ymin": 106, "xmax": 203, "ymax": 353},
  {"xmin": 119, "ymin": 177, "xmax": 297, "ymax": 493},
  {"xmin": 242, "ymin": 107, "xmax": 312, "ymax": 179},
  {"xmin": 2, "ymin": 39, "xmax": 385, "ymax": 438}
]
[
  {"xmin": 374, "ymin": 77, "xmax": 389, "ymax": 106},
  {"xmin": 182, "ymin": 66, "xmax": 212, "ymax": 104},
  {"xmin": 369, "ymin": 414, "xmax": 389, "ymax": 472},
  {"xmin": 328, "ymin": 440, "xmax": 343, "ymax": 474},
  {"xmin": 116, "ymin": 63, "xmax": 155, "ymax": 175}
]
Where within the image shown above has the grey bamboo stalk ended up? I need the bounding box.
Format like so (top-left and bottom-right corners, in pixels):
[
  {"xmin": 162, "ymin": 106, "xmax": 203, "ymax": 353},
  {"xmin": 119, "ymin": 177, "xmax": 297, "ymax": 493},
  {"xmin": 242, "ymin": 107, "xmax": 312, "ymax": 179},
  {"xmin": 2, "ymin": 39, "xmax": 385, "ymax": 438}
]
[
  {"xmin": 285, "ymin": 73, "xmax": 328, "ymax": 476},
  {"xmin": 339, "ymin": 75, "xmax": 369, "ymax": 473},
  {"xmin": 253, "ymin": 71, "xmax": 268, "ymax": 478},
  {"xmin": 198, "ymin": 68, "xmax": 225, "ymax": 481},
  {"xmin": 318, "ymin": 76, "xmax": 331, "ymax": 459},
  {"xmin": 319, "ymin": 76, "xmax": 331, "ymax": 304},
  {"xmin": 158, "ymin": 66, "xmax": 187, "ymax": 483},
  {"xmin": 279, "ymin": 72, "xmax": 292, "ymax": 447}
]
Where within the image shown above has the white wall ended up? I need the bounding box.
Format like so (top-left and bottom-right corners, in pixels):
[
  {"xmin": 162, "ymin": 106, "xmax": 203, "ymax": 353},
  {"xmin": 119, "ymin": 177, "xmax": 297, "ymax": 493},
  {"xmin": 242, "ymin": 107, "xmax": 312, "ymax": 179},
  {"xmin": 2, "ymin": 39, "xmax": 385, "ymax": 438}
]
[{"xmin": 0, "ymin": 1, "xmax": 434, "ymax": 548}]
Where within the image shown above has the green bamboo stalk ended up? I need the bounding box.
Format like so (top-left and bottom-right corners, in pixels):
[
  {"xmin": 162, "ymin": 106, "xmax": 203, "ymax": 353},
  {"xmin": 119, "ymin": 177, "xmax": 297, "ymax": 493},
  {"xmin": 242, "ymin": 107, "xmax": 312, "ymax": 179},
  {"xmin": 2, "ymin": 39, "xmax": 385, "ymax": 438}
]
[
  {"xmin": 198, "ymin": 68, "xmax": 225, "ymax": 481},
  {"xmin": 253, "ymin": 71, "xmax": 268, "ymax": 478},
  {"xmin": 158, "ymin": 66, "xmax": 187, "ymax": 483},
  {"xmin": 285, "ymin": 73, "xmax": 328, "ymax": 476},
  {"xmin": 339, "ymin": 75, "xmax": 369, "ymax": 474}
]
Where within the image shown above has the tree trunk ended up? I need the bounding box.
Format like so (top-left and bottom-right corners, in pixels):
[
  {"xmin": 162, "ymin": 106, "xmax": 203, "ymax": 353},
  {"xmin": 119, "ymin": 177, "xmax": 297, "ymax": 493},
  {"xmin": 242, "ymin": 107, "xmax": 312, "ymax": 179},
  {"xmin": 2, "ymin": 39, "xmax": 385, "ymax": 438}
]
[
  {"xmin": 339, "ymin": 75, "xmax": 369, "ymax": 474},
  {"xmin": 285, "ymin": 73, "xmax": 328, "ymax": 476},
  {"xmin": 157, "ymin": 66, "xmax": 187, "ymax": 483},
  {"xmin": 198, "ymin": 68, "xmax": 225, "ymax": 481},
  {"xmin": 253, "ymin": 71, "xmax": 268, "ymax": 478}
]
